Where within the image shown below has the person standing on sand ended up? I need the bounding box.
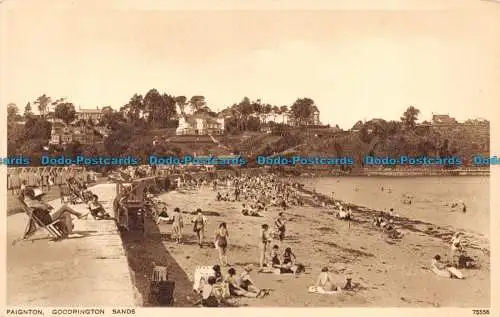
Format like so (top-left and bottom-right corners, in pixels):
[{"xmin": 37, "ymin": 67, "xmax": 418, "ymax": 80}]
[
  {"xmin": 449, "ymin": 232, "xmax": 463, "ymax": 264},
  {"xmin": 192, "ymin": 208, "xmax": 207, "ymax": 248},
  {"xmin": 172, "ymin": 207, "xmax": 184, "ymax": 244},
  {"xmin": 214, "ymin": 222, "xmax": 229, "ymax": 266},
  {"xmin": 259, "ymin": 224, "xmax": 272, "ymax": 270},
  {"xmin": 275, "ymin": 212, "xmax": 286, "ymax": 242}
]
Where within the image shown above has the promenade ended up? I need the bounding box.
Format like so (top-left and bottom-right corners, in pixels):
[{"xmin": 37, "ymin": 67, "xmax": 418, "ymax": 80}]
[{"xmin": 6, "ymin": 183, "xmax": 139, "ymax": 306}]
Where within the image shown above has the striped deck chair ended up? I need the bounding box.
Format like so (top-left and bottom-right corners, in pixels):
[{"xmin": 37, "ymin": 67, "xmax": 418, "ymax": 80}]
[{"xmin": 16, "ymin": 197, "xmax": 64, "ymax": 243}]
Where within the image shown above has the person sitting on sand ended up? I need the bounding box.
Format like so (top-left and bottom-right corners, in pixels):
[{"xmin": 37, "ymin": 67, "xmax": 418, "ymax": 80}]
[
  {"xmin": 313, "ymin": 267, "xmax": 340, "ymax": 292},
  {"xmin": 270, "ymin": 245, "xmax": 281, "ymax": 268},
  {"xmin": 216, "ymin": 192, "xmax": 222, "ymax": 201},
  {"xmin": 380, "ymin": 218, "xmax": 394, "ymax": 231},
  {"xmin": 279, "ymin": 247, "xmax": 304, "ymax": 277},
  {"xmin": 430, "ymin": 255, "xmax": 464, "ymax": 279},
  {"xmin": 201, "ymin": 276, "xmax": 220, "ymax": 307},
  {"xmin": 226, "ymin": 268, "xmax": 260, "ymax": 298},
  {"xmin": 373, "ymin": 213, "xmax": 384, "ymax": 227},
  {"xmin": 210, "ymin": 264, "xmax": 230, "ymax": 299},
  {"xmin": 337, "ymin": 206, "xmax": 352, "ymax": 220},
  {"xmin": 237, "ymin": 265, "xmax": 268, "ymax": 297},
  {"xmin": 212, "ymin": 265, "xmax": 224, "ymax": 283},
  {"xmin": 247, "ymin": 205, "xmax": 260, "ymax": 217},
  {"xmin": 283, "ymin": 247, "xmax": 296, "ymax": 266},
  {"xmin": 269, "ymin": 196, "xmax": 277, "ymax": 206},
  {"xmin": 156, "ymin": 205, "xmax": 171, "ymax": 224},
  {"xmin": 241, "ymin": 203, "xmax": 248, "ymax": 215},
  {"xmin": 280, "ymin": 198, "xmax": 288, "ymax": 210}
]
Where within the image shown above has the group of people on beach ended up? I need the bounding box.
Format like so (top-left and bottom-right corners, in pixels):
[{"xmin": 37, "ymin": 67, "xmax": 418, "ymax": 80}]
[{"xmin": 162, "ymin": 172, "xmax": 367, "ymax": 305}]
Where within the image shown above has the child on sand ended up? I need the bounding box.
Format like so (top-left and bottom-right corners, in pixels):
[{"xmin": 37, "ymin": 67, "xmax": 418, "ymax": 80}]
[{"xmin": 270, "ymin": 245, "xmax": 281, "ymax": 268}]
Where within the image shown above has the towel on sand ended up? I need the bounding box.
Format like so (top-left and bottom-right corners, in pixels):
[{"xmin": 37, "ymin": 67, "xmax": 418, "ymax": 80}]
[{"xmin": 308, "ymin": 286, "xmax": 340, "ymax": 295}]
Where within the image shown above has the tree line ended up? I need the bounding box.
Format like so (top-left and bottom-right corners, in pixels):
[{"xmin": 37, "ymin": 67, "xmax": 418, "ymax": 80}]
[{"xmin": 6, "ymin": 89, "xmax": 322, "ymax": 164}]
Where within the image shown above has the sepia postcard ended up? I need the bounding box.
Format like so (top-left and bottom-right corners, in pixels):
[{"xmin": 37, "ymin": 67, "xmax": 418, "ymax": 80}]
[{"xmin": 1, "ymin": 0, "xmax": 499, "ymax": 317}]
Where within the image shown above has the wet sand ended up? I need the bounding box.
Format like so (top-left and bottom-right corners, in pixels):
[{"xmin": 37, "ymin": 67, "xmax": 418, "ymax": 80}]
[{"xmin": 151, "ymin": 185, "xmax": 490, "ymax": 307}]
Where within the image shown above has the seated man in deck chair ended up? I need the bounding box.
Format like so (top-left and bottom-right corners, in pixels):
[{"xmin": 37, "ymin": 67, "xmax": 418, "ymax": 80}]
[{"xmin": 22, "ymin": 188, "xmax": 88, "ymax": 238}]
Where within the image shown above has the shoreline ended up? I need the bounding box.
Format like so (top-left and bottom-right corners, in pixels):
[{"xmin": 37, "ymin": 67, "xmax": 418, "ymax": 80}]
[{"xmin": 145, "ymin": 184, "xmax": 490, "ymax": 307}]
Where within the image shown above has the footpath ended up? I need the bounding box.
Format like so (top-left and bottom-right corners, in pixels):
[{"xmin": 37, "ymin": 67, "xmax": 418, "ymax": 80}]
[{"xmin": 6, "ymin": 183, "xmax": 139, "ymax": 306}]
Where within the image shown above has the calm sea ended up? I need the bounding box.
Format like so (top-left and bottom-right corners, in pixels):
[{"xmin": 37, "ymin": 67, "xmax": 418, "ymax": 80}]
[{"xmin": 301, "ymin": 176, "xmax": 490, "ymax": 238}]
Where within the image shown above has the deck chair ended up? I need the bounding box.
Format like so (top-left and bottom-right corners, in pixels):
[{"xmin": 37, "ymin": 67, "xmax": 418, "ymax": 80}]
[
  {"xmin": 17, "ymin": 197, "xmax": 65, "ymax": 242},
  {"xmin": 60, "ymin": 184, "xmax": 79, "ymax": 204}
]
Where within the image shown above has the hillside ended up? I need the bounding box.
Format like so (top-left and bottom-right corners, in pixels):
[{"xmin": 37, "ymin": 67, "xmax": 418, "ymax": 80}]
[{"xmin": 219, "ymin": 124, "xmax": 490, "ymax": 167}]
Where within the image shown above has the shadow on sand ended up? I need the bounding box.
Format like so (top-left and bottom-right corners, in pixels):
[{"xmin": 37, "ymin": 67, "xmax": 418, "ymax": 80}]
[{"xmin": 120, "ymin": 218, "xmax": 195, "ymax": 307}]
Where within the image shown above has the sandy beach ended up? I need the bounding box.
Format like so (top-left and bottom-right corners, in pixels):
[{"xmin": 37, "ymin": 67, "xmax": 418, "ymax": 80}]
[{"xmin": 137, "ymin": 184, "xmax": 491, "ymax": 307}]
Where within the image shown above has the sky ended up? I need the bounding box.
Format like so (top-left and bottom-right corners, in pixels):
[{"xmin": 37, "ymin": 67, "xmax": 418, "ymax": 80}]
[{"xmin": 2, "ymin": 0, "xmax": 500, "ymax": 129}]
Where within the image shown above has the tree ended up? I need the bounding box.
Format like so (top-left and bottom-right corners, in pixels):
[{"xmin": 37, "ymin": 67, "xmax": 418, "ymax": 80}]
[
  {"xmin": 247, "ymin": 116, "xmax": 261, "ymax": 131},
  {"xmin": 24, "ymin": 102, "xmax": 33, "ymax": 117},
  {"xmin": 280, "ymin": 105, "xmax": 288, "ymax": 123},
  {"xmin": 290, "ymin": 98, "xmax": 316, "ymax": 126},
  {"xmin": 400, "ymin": 106, "xmax": 420, "ymax": 129},
  {"xmin": 54, "ymin": 102, "xmax": 77, "ymax": 125},
  {"xmin": 143, "ymin": 88, "xmax": 164, "ymax": 128},
  {"xmin": 24, "ymin": 116, "xmax": 52, "ymax": 140},
  {"xmin": 7, "ymin": 103, "xmax": 19, "ymax": 121},
  {"xmin": 189, "ymin": 95, "xmax": 206, "ymax": 111},
  {"xmin": 120, "ymin": 94, "xmax": 144, "ymax": 125},
  {"xmin": 175, "ymin": 96, "xmax": 187, "ymax": 114},
  {"xmin": 34, "ymin": 94, "xmax": 52, "ymax": 117},
  {"xmin": 272, "ymin": 106, "xmax": 281, "ymax": 123},
  {"xmin": 161, "ymin": 93, "xmax": 177, "ymax": 123},
  {"xmin": 64, "ymin": 141, "xmax": 83, "ymax": 157}
]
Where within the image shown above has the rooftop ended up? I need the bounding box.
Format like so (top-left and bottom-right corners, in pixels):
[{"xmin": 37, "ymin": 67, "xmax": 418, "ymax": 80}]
[{"xmin": 78, "ymin": 106, "xmax": 102, "ymax": 113}]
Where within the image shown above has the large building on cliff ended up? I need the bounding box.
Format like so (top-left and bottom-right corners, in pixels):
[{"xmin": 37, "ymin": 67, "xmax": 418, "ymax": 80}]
[{"xmin": 432, "ymin": 114, "xmax": 457, "ymax": 125}]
